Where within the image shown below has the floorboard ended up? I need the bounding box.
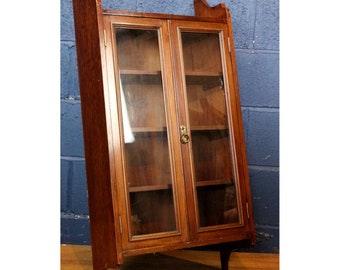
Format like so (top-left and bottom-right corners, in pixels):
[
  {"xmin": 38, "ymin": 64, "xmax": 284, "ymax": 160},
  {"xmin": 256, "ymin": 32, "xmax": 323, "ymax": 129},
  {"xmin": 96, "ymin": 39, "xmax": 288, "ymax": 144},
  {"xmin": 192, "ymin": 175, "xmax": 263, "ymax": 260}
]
[{"xmin": 60, "ymin": 245, "xmax": 279, "ymax": 270}]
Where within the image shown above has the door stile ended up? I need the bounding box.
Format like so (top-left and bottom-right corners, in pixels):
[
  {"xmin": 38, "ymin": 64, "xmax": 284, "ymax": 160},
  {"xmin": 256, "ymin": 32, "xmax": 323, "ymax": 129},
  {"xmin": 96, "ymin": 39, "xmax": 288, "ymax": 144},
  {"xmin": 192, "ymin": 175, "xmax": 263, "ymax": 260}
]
[{"xmin": 168, "ymin": 19, "xmax": 200, "ymax": 242}]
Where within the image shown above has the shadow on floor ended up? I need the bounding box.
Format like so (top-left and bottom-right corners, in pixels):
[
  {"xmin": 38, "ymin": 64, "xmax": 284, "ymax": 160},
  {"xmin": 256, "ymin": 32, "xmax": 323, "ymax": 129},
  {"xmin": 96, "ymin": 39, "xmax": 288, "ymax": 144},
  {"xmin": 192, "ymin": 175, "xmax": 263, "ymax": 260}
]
[{"xmin": 120, "ymin": 253, "xmax": 219, "ymax": 270}]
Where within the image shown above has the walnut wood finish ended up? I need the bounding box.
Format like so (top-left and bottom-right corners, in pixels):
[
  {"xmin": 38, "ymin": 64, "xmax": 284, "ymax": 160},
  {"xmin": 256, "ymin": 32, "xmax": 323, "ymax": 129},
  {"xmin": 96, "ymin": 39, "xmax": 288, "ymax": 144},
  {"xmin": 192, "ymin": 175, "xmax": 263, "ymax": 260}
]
[
  {"xmin": 194, "ymin": 0, "xmax": 228, "ymax": 20},
  {"xmin": 72, "ymin": 0, "xmax": 118, "ymax": 269},
  {"xmin": 72, "ymin": 1, "xmax": 255, "ymax": 269}
]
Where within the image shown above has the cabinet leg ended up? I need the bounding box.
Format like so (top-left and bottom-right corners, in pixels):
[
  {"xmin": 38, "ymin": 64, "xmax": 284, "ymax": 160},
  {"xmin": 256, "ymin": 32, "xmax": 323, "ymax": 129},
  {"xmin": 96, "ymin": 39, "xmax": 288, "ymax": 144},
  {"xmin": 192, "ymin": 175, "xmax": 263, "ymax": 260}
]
[
  {"xmin": 219, "ymin": 248, "xmax": 232, "ymax": 270},
  {"xmin": 218, "ymin": 240, "xmax": 252, "ymax": 270}
]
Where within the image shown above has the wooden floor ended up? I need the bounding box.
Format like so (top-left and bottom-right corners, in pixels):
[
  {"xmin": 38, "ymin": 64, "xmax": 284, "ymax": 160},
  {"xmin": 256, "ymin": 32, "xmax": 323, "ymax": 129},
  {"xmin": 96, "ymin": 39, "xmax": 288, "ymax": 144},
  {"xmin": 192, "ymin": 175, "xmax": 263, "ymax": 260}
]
[{"xmin": 61, "ymin": 245, "xmax": 279, "ymax": 270}]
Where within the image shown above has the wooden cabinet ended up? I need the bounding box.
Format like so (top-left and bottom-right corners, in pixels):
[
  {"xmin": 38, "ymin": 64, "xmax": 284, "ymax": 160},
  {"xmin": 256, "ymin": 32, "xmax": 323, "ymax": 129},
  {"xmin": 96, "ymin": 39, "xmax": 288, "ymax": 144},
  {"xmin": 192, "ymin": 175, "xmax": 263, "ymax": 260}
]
[{"xmin": 72, "ymin": 0, "xmax": 255, "ymax": 269}]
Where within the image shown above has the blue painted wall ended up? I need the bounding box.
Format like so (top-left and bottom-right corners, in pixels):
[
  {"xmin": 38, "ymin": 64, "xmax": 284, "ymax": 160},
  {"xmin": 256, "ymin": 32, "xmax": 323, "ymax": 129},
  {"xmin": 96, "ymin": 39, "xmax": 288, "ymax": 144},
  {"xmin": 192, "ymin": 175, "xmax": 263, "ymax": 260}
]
[{"xmin": 61, "ymin": 0, "xmax": 279, "ymax": 253}]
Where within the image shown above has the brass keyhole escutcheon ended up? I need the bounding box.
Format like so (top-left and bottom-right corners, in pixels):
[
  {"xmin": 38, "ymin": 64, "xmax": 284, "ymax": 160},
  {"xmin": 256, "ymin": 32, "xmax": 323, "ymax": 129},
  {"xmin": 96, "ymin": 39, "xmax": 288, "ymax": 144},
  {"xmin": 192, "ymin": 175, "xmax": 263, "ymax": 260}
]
[
  {"xmin": 180, "ymin": 125, "xmax": 190, "ymax": 144},
  {"xmin": 180, "ymin": 134, "xmax": 190, "ymax": 144}
]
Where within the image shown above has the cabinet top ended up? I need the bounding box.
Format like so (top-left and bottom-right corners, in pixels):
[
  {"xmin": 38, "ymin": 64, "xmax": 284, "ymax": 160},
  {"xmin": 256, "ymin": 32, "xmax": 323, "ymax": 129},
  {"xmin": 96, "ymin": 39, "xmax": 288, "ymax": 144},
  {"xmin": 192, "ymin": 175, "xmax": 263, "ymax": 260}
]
[{"xmin": 102, "ymin": 0, "xmax": 230, "ymax": 23}]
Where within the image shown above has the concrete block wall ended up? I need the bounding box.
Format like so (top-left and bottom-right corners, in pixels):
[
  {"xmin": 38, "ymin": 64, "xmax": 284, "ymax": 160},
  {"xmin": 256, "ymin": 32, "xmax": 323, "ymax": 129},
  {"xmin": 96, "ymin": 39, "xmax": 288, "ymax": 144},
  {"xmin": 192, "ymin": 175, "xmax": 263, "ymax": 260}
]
[{"xmin": 61, "ymin": 0, "xmax": 279, "ymax": 253}]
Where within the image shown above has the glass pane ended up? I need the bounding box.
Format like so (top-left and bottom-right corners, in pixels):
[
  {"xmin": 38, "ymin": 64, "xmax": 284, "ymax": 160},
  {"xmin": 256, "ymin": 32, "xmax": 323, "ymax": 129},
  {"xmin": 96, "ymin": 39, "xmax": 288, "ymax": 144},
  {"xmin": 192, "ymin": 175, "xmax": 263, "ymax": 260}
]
[
  {"xmin": 181, "ymin": 32, "xmax": 240, "ymax": 227},
  {"xmin": 116, "ymin": 28, "xmax": 177, "ymax": 236}
]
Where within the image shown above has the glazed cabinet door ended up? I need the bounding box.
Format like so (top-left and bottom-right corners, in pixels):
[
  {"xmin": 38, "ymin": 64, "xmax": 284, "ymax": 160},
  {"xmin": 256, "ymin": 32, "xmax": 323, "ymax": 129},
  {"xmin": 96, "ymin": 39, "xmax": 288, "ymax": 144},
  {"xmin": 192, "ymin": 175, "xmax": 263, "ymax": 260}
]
[
  {"xmin": 103, "ymin": 16, "xmax": 189, "ymax": 252},
  {"xmin": 170, "ymin": 20, "xmax": 251, "ymax": 241}
]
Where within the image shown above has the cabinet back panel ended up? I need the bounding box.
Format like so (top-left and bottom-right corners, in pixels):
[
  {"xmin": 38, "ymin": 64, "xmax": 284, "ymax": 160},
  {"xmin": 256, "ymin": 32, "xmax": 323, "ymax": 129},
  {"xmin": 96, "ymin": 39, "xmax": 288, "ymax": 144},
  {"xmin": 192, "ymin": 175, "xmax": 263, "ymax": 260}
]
[
  {"xmin": 125, "ymin": 135, "xmax": 172, "ymax": 187},
  {"xmin": 197, "ymin": 185, "xmax": 239, "ymax": 227},
  {"xmin": 182, "ymin": 33, "xmax": 222, "ymax": 73},
  {"xmin": 130, "ymin": 190, "xmax": 177, "ymax": 236},
  {"xmin": 187, "ymin": 84, "xmax": 228, "ymax": 127},
  {"xmin": 116, "ymin": 28, "xmax": 161, "ymax": 71},
  {"xmin": 191, "ymin": 132, "xmax": 233, "ymax": 183},
  {"xmin": 121, "ymin": 78, "xmax": 166, "ymax": 129}
]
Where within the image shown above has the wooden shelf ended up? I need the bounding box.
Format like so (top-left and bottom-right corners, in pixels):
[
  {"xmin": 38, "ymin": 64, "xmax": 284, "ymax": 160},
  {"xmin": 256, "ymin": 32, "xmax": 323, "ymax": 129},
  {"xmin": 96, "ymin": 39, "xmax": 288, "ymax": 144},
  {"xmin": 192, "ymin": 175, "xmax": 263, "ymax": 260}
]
[
  {"xmin": 129, "ymin": 184, "xmax": 172, "ymax": 193},
  {"xmin": 120, "ymin": 69, "xmax": 161, "ymax": 75},
  {"xmin": 120, "ymin": 70, "xmax": 222, "ymax": 79},
  {"xmin": 129, "ymin": 126, "xmax": 227, "ymax": 133},
  {"xmin": 131, "ymin": 127, "xmax": 167, "ymax": 133},
  {"xmin": 120, "ymin": 70, "xmax": 163, "ymax": 84},
  {"xmin": 185, "ymin": 72, "xmax": 223, "ymax": 89},
  {"xmin": 196, "ymin": 179, "xmax": 233, "ymax": 187},
  {"xmin": 120, "ymin": 70, "xmax": 223, "ymax": 88},
  {"xmin": 191, "ymin": 125, "xmax": 227, "ymax": 131},
  {"xmin": 191, "ymin": 127, "xmax": 229, "ymax": 140},
  {"xmin": 129, "ymin": 179, "xmax": 233, "ymax": 193},
  {"xmin": 129, "ymin": 178, "xmax": 233, "ymax": 192},
  {"xmin": 185, "ymin": 71, "xmax": 222, "ymax": 77}
]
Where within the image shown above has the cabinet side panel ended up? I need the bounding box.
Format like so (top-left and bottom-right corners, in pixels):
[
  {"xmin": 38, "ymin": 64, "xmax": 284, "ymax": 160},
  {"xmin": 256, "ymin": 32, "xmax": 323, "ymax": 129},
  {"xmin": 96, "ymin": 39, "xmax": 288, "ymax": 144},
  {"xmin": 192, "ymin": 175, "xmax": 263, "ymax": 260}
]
[
  {"xmin": 225, "ymin": 8, "xmax": 256, "ymax": 245},
  {"xmin": 72, "ymin": 0, "xmax": 118, "ymax": 268}
]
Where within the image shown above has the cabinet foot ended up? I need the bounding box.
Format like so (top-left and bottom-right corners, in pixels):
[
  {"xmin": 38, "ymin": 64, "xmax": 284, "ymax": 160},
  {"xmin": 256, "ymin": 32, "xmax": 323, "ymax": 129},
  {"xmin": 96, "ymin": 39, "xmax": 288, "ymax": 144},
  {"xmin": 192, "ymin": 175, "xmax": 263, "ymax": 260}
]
[
  {"xmin": 218, "ymin": 240, "xmax": 252, "ymax": 270},
  {"xmin": 219, "ymin": 248, "xmax": 232, "ymax": 270}
]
